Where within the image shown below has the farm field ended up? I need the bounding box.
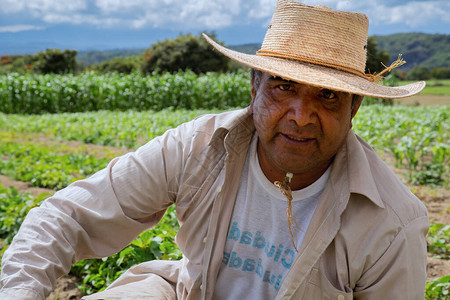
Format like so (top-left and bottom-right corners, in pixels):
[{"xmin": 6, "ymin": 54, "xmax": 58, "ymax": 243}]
[{"xmin": 0, "ymin": 72, "xmax": 449, "ymax": 299}]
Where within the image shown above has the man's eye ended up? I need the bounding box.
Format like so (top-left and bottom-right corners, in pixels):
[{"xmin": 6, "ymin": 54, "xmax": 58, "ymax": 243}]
[
  {"xmin": 320, "ymin": 89, "xmax": 337, "ymax": 100},
  {"xmin": 278, "ymin": 84, "xmax": 292, "ymax": 91}
]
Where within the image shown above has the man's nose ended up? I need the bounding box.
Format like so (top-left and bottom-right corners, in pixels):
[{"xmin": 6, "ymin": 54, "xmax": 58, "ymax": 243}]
[{"xmin": 286, "ymin": 97, "xmax": 318, "ymax": 126}]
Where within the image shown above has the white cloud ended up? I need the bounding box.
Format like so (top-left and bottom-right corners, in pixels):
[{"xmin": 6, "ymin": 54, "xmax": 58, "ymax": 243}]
[
  {"xmin": 0, "ymin": 0, "xmax": 26, "ymax": 14},
  {"xmin": 0, "ymin": 25, "xmax": 44, "ymax": 33},
  {"xmin": 368, "ymin": 1, "xmax": 450, "ymax": 27},
  {"xmin": 248, "ymin": 0, "xmax": 277, "ymax": 19},
  {"xmin": 0, "ymin": 0, "xmax": 244, "ymax": 29},
  {"xmin": 300, "ymin": 1, "xmax": 449, "ymax": 27},
  {"xmin": 42, "ymin": 13, "xmax": 121, "ymax": 27},
  {"xmin": 0, "ymin": 0, "xmax": 87, "ymax": 14},
  {"xmin": 94, "ymin": 0, "xmax": 146, "ymax": 14},
  {"xmin": 0, "ymin": 0, "xmax": 448, "ymax": 31},
  {"xmin": 91, "ymin": 0, "xmax": 243, "ymax": 29}
]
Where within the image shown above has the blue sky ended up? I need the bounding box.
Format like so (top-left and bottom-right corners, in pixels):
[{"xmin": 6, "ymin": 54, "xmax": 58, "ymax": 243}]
[{"xmin": 0, "ymin": 0, "xmax": 449, "ymax": 55}]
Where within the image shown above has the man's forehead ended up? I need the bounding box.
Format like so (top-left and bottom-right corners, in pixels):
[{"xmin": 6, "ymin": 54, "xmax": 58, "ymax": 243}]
[
  {"xmin": 260, "ymin": 72, "xmax": 295, "ymax": 84},
  {"xmin": 267, "ymin": 75, "xmax": 292, "ymax": 83},
  {"xmin": 265, "ymin": 74, "xmax": 347, "ymax": 93}
]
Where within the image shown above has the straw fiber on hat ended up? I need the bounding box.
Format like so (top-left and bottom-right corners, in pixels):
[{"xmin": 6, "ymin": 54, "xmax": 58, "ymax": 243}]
[
  {"xmin": 258, "ymin": 0, "xmax": 368, "ymax": 78},
  {"xmin": 203, "ymin": 0, "xmax": 425, "ymax": 99}
]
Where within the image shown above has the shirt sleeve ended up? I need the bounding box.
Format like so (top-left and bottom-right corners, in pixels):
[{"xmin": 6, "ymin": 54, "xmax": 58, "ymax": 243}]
[
  {"xmin": 0, "ymin": 122, "xmax": 194, "ymax": 300},
  {"xmin": 352, "ymin": 215, "xmax": 429, "ymax": 300}
]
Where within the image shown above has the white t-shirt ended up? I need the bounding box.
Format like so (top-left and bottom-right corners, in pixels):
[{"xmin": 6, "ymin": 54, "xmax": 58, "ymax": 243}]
[{"xmin": 213, "ymin": 133, "xmax": 330, "ymax": 300}]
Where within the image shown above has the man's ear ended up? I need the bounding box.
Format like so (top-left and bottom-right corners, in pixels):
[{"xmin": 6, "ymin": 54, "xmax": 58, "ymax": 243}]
[
  {"xmin": 351, "ymin": 95, "xmax": 364, "ymax": 119},
  {"xmin": 250, "ymin": 78, "xmax": 257, "ymax": 111}
]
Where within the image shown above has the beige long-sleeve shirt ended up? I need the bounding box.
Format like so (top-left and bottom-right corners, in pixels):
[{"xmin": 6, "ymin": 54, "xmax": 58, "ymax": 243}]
[{"xmin": 0, "ymin": 108, "xmax": 429, "ymax": 299}]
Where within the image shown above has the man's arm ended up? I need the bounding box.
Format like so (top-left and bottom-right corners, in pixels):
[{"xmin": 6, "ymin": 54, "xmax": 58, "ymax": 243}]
[{"xmin": 353, "ymin": 215, "xmax": 429, "ymax": 300}]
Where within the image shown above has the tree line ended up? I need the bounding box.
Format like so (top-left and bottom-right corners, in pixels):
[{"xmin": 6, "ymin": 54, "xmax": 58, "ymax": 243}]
[{"xmin": 1, "ymin": 33, "xmax": 448, "ymax": 80}]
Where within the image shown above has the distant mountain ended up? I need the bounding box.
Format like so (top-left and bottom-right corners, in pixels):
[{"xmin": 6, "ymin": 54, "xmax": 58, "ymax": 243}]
[
  {"xmin": 373, "ymin": 33, "xmax": 449, "ymax": 70},
  {"xmin": 229, "ymin": 44, "xmax": 260, "ymax": 55},
  {"xmin": 0, "ymin": 40, "xmax": 65, "ymax": 55}
]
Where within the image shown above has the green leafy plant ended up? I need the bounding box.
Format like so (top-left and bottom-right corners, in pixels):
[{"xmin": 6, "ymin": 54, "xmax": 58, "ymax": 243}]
[
  {"xmin": 425, "ymin": 275, "xmax": 450, "ymax": 300},
  {"xmin": 0, "ymin": 185, "xmax": 50, "ymax": 244},
  {"xmin": 0, "ymin": 133, "xmax": 111, "ymax": 189},
  {"xmin": 354, "ymin": 106, "xmax": 450, "ymax": 186},
  {"xmin": 427, "ymin": 224, "xmax": 450, "ymax": 259},
  {"xmin": 0, "ymin": 108, "xmax": 223, "ymax": 148},
  {"xmin": 71, "ymin": 205, "xmax": 181, "ymax": 295}
]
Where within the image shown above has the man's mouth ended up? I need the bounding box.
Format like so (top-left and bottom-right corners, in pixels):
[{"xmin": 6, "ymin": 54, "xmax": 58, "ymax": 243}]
[
  {"xmin": 282, "ymin": 133, "xmax": 314, "ymax": 142},
  {"xmin": 286, "ymin": 135, "xmax": 312, "ymax": 141}
]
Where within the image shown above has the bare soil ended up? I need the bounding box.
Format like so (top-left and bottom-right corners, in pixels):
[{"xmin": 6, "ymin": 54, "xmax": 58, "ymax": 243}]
[
  {"xmin": 46, "ymin": 275, "xmax": 84, "ymax": 300},
  {"xmin": 0, "ymin": 134, "xmax": 449, "ymax": 299},
  {"xmin": 0, "ymin": 175, "xmax": 54, "ymax": 197}
]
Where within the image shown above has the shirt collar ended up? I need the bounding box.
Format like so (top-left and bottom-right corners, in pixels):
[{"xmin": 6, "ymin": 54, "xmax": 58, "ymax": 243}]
[
  {"xmin": 209, "ymin": 109, "xmax": 384, "ymax": 208},
  {"xmin": 209, "ymin": 107, "xmax": 254, "ymax": 147},
  {"xmin": 345, "ymin": 130, "xmax": 385, "ymax": 208}
]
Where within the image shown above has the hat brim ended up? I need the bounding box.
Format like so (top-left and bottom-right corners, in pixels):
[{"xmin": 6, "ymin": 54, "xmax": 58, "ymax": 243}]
[{"xmin": 203, "ymin": 34, "xmax": 425, "ymax": 99}]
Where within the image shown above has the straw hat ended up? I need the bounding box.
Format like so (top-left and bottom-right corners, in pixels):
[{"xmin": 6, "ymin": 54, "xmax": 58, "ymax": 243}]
[{"xmin": 203, "ymin": 0, "xmax": 425, "ymax": 99}]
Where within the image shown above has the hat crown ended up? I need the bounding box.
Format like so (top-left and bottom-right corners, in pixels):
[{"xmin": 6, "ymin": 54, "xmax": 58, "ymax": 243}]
[{"xmin": 258, "ymin": 0, "xmax": 369, "ymax": 77}]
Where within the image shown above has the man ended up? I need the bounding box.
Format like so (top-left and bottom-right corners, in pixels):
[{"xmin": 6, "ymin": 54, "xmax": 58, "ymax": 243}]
[{"xmin": 0, "ymin": 1, "xmax": 428, "ymax": 299}]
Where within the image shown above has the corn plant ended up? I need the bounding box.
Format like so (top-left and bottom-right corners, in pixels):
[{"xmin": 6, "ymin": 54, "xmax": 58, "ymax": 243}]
[
  {"xmin": 353, "ymin": 105, "xmax": 450, "ymax": 186},
  {"xmin": 0, "ymin": 71, "xmax": 251, "ymax": 114}
]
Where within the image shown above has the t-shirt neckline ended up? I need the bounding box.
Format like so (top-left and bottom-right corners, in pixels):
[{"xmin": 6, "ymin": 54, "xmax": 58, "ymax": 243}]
[{"xmin": 250, "ymin": 133, "xmax": 331, "ymax": 202}]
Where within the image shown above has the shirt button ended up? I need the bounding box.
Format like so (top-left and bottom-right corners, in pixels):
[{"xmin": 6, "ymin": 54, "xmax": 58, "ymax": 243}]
[
  {"xmin": 337, "ymin": 295, "xmax": 345, "ymax": 300},
  {"xmin": 203, "ymin": 237, "xmax": 207, "ymax": 243},
  {"xmin": 200, "ymin": 284, "xmax": 203, "ymax": 290},
  {"xmin": 216, "ymin": 186, "xmax": 222, "ymax": 193}
]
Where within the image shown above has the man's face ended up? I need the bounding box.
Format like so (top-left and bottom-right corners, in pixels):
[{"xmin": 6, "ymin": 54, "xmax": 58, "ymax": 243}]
[{"xmin": 251, "ymin": 72, "xmax": 361, "ymax": 188}]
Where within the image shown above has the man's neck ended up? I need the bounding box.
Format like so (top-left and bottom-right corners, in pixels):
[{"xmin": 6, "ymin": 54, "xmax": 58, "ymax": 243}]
[{"xmin": 257, "ymin": 150, "xmax": 332, "ymax": 191}]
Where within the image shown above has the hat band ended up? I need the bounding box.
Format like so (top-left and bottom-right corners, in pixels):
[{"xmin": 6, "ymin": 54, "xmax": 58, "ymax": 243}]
[{"xmin": 256, "ymin": 49, "xmax": 366, "ymax": 79}]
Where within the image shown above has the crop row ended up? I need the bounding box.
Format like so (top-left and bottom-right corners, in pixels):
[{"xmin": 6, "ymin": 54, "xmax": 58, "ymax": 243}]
[
  {"xmin": 353, "ymin": 105, "xmax": 450, "ymax": 186},
  {"xmin": 0, "ymin": 131, "xmax": 119, "ymax": 189},
  {"xmin": 0, "ymin": 108, "xmax": 225, "ymax": 148},
  {"xmin": 0, "ymin": 71, "xmax": 251, "ymax": 114},
  {"xmin": 0, "ymin": 105, "xmax": 448, "ymax": 185}
]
